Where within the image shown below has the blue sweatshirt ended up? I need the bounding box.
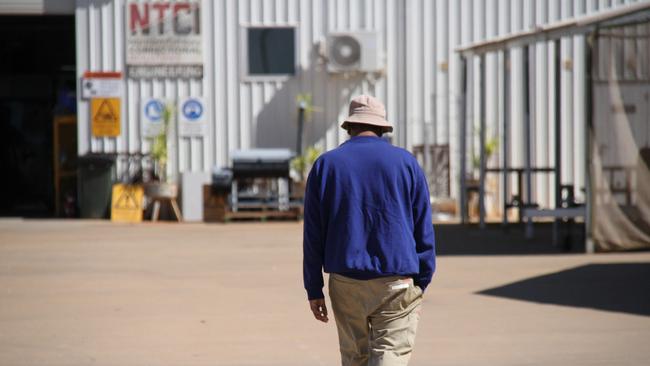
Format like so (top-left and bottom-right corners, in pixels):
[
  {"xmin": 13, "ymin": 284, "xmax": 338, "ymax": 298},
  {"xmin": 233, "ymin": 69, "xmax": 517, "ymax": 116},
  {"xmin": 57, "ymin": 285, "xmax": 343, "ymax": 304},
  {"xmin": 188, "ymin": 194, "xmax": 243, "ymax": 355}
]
[{"xmin": 303, "ymin": 135, "xmax": 436, "ymax": 300}]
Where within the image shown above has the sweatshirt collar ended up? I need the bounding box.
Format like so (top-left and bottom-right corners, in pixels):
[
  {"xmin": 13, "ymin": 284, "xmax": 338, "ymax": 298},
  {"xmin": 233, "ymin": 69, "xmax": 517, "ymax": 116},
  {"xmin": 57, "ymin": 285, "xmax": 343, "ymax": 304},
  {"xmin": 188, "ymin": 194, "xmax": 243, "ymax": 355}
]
[{"xmin": 346, "ymin": 135, "xmax": 388, "ymax": 143}]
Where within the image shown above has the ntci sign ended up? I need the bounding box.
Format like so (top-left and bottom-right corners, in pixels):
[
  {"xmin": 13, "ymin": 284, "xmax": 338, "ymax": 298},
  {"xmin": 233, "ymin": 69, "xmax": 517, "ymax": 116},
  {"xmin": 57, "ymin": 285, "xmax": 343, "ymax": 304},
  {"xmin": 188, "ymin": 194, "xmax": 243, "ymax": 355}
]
[{"xmin": 127, "ymin": 1, "xmax": 203, "ymax": 78}]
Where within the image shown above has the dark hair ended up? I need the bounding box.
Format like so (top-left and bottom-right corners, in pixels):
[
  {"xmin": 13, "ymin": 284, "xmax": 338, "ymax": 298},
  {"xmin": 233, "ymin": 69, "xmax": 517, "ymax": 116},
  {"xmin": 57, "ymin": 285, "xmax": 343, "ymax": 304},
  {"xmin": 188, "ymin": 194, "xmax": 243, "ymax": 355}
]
[{"xmin": 346, "ymin": 123, "xmax": 385, "ymax": 137}]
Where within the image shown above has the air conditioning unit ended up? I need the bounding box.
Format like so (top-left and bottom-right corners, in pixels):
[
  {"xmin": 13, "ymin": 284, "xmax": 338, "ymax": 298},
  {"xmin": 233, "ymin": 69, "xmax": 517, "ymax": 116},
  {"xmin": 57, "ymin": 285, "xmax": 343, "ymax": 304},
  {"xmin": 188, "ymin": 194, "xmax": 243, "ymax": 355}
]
[{"xmin": 327, "ymin": 32, "xmax": 382, "ymax": 73}]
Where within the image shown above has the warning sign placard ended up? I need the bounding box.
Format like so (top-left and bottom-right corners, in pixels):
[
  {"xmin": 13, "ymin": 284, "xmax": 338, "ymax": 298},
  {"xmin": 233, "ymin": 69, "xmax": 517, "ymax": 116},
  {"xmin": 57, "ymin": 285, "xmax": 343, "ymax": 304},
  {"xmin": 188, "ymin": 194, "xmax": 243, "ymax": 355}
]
[
  {"xmin": 91, "ymin": 98, "xmax": 121, "ymax": 137},
  {"xmin": 111, "ymin": 184, "xmax": 144, "ymax": 223}
]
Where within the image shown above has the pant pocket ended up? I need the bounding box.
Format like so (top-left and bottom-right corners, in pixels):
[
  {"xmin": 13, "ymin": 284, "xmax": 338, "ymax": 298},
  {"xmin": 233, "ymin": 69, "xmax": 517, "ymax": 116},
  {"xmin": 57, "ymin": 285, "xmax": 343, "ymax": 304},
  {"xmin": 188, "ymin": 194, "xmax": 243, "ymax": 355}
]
[{"xmin": 381, "ymin": 279, "xmax": 421, "ymax": 312}]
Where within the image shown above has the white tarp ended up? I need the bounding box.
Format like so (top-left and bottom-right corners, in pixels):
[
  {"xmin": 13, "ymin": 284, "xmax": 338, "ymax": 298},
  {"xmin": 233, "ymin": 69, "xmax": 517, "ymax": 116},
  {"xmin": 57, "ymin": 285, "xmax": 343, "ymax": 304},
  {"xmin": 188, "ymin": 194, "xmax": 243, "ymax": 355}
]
[{"xmin": 591, "ymin": 24, "xmax": 650, "ymax": 251}]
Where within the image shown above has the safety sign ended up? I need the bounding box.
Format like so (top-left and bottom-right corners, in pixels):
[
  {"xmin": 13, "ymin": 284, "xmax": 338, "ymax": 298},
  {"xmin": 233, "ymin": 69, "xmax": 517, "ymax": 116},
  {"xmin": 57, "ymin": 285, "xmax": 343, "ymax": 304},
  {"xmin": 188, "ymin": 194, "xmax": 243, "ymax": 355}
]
[
  {"xmin": 141, "ymin": 98, "xmax": 170, "ymax": 137},
  {"xmin": 111, "ymin": 184, "xmax": 144, "ymax": 223},
  {"xmin": 182, "ymin": 99, "xmax": 203, "ymax": 120},
  {"xmin": 91, "ymin": 98, "xmax": 121, "ymax": 137},
  {"xmin": 81, "ymin": 71, "xmax": 123, "ymax": 99},
  {"xmin": 179, "ymin": 97, "xmax": 207, "ymax": 137}
]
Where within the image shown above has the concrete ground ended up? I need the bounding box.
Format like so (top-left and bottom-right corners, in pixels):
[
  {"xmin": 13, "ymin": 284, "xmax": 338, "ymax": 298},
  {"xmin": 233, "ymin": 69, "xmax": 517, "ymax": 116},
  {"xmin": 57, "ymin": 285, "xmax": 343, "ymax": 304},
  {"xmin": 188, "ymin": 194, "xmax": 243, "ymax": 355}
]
[{"xmin": 0, "ymin": 219, "xmax": 649, "ymax": 366}]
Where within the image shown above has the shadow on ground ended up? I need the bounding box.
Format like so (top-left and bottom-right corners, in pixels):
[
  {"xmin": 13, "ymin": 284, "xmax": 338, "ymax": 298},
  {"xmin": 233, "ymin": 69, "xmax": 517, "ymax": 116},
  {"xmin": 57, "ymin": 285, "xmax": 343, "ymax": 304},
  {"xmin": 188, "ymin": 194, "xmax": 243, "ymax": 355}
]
[
  {"xmin": 476, "ymin": 263, "xmax": 650, "ymax": 316},
  {"xmin": 435, "ymin": 222, "xmax": 585, "ymax": 255}
]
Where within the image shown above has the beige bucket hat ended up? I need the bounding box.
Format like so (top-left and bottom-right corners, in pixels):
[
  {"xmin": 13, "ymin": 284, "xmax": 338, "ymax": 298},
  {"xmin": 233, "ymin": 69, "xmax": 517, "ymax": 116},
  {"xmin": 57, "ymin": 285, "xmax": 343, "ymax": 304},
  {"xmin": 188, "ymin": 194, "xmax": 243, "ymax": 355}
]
[{"xmin": 340, "ymin": 94, "xmax": 393, "ymax": 133}]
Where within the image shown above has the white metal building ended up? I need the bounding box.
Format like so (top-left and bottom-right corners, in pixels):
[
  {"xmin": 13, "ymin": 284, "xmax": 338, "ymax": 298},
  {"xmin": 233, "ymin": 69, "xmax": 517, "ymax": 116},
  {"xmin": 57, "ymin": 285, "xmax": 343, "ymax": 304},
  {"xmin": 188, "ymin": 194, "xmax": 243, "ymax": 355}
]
[{"xmin": 1, "ymin": 0, "xmax": 644, "ymax": 211}]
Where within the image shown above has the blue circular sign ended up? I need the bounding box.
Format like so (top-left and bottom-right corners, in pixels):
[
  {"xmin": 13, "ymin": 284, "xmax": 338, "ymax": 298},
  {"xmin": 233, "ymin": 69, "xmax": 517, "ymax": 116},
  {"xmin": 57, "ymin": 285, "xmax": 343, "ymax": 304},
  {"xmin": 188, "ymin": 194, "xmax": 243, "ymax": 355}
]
[
  {"xmin": 144, "ymin": 100, "xmax": 164, "ymax": 123},
  {"xmin": 182, "ymin": 99, "xmax": 203, "ymax": 121}
]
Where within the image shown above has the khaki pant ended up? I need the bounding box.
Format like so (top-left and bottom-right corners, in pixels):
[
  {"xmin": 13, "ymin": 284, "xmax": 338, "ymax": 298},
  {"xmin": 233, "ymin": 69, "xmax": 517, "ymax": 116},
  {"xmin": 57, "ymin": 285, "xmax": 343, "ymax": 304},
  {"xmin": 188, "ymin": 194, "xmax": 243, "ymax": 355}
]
[{"xmin": 328, "ymin": 274, "xmax": 423, "ymax": 366}]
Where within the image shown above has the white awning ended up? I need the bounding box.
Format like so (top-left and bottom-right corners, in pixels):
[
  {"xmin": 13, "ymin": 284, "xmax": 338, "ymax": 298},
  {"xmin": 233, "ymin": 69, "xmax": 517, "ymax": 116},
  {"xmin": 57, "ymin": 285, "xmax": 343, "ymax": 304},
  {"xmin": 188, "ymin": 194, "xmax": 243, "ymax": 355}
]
[{"xmin": 456, "ymin": 1, "xmax": 650, "ymax": 56}]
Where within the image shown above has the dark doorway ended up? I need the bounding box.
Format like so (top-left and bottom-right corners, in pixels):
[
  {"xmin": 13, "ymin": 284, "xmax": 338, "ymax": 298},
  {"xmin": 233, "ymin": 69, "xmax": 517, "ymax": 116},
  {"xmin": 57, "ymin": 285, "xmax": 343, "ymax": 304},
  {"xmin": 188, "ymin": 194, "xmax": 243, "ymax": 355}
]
[{"xmin": 0, "ymin": 16, "xmax": 77, "ymax": 217}]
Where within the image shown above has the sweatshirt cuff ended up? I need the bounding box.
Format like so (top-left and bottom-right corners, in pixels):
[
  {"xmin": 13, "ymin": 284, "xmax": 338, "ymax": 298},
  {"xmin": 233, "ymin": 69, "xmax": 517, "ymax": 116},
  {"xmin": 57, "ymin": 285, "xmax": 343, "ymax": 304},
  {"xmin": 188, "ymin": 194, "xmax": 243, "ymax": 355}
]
[
  {"xmin": 414, "ymin": 279, "xmax": 430, "ymax": 292},
  {"xmin": 306, "ymin": 287, "xmax": 324, "ymax": 300}
]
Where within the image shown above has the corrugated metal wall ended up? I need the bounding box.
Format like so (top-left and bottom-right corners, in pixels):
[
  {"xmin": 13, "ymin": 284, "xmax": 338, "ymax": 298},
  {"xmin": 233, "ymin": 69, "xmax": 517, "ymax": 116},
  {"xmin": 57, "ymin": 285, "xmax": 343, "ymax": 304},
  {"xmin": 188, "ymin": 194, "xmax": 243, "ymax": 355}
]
[{"xmin": 74, "ymin": 0, "xmax": 642, "ymax": 208}]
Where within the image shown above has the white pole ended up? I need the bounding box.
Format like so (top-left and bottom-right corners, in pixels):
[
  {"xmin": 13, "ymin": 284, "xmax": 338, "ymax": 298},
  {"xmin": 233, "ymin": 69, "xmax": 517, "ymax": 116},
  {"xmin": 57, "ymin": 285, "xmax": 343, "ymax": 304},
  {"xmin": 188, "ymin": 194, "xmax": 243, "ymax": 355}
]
[
  {"xmin": 473, "ymin": 0, "xmax": 485, "ymax": 180},
  {"xmin": 510, "ymin": 0, "xmax": 524, "ymax": 206},
  {"xmin": 467, "ymin": 0, "xmax": 485, "ymax": 226},
  {"xmin": 423, "ymin": 0, "xmax": 435, "ymax": 152},
  {"xmin": 535, "ymin": 0, "xmax": 549, "ymax": 208},
  {"xmin": 479, "ymin": 54, "xmax": 487, "ymax": 229},
  {"xmin": 449, "ymin": 0, "xmax": 461, "ymax": 200},
  {"xmin": 485, "ymin": 0, "xmax": 498, "ymax": 217},
  {"xmin": 459, "ymin": 0, "xmax": 473, "ymax": 219},
  {"xmin": 406, "ymin": 0, "xmax": 422, "ymax": 150},
  {"xmin": 436, "ymin": 0, "xmax": 449, "ymax": 146},
  {"xmin": 548, "ymin": 0, "xmax": 560, "ymax": 208},
  {"xmin": 498, "ymin": 0, "xmax": 510, "ymax": 220},
  {"xmin": 574, "ymin": 0, "xmax": 588, "ymax": 202},
  {"xmin": 561, "ymin": 0, "xmax": 574, "ymax": 188}
]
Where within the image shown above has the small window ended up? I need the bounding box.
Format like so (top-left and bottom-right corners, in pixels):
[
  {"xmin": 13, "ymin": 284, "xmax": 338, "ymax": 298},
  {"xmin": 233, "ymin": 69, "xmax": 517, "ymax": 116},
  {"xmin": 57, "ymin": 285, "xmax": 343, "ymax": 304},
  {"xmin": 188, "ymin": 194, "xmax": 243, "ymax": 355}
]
[{"xmin": 246, "ymin": 27, "xmax": 296, "ymax": 76}]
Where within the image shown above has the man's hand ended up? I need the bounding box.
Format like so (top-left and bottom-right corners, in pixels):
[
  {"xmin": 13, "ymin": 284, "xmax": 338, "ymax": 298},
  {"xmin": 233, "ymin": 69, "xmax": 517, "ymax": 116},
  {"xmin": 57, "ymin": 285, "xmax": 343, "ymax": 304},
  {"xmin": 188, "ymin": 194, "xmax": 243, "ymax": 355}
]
[{"xmin": 309, "ymin": 298, "xmax": 329, "ymax": 323}]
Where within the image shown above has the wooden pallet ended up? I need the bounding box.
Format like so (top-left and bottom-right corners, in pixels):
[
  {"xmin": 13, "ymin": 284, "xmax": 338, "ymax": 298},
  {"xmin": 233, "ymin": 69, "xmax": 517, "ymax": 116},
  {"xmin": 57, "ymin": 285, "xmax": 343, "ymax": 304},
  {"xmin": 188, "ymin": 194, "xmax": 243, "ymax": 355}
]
[
  {"xmin": 203, "ymin": 185, "xmax": 302, "ymax": 222},
  {"xmin": 223, "ymin": 207, "xmax": 301, "ymax": 222}
]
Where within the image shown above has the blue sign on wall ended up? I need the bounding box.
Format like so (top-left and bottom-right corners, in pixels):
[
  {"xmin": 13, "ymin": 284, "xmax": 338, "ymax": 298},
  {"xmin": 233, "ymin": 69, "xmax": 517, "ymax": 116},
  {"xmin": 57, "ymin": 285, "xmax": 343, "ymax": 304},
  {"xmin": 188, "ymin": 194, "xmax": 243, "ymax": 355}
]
[
  {"xmin": 144, "ymin": 100, "xmax": 164, "ymax": 122},
  {"xmin": 182, "ymin": 98, "xmax": 203, "ymax": 121}
]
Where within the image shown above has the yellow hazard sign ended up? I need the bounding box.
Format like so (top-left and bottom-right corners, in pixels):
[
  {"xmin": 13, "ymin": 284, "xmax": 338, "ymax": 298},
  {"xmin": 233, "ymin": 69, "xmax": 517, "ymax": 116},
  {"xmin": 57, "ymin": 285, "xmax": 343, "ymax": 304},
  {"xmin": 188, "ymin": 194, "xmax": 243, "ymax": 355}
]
[
  {"xmin": 111, "ymin": 184, "xmax": 144, "ymax": 223},
  {"xmin": 91, "ymin": 98, "xmax": 121, "ymax": 137}
]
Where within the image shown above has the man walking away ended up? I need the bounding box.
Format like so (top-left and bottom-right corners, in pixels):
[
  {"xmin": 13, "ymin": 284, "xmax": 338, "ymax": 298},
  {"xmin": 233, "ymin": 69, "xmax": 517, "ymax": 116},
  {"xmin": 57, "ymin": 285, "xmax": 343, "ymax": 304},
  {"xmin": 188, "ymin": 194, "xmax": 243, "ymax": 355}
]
[{"xmin": 303, "ymin": 95, "xmax": 436, "ymax": 366}]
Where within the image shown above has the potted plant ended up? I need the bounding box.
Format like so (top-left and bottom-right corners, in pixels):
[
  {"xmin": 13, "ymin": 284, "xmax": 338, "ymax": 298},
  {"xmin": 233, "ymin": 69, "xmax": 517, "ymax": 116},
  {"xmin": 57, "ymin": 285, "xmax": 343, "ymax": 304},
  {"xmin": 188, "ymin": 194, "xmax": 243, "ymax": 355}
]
[
  {"xmin": 467, "ymin": 134, "xmax": 498, "ymax": 220},
  {"xmin": 291, "ymin": 145, "xmax": 322, "ymax": 198},
  {"xmin": 293, "ymin": 93, "xmax": 322, "ymax": 183},
  {"xmin": 145, "ymin": 103, "xmax": 179, "ymax": 201},
  {"xmin": 471, "ymin": 135, "xmax": 498, "ymax": 180}
]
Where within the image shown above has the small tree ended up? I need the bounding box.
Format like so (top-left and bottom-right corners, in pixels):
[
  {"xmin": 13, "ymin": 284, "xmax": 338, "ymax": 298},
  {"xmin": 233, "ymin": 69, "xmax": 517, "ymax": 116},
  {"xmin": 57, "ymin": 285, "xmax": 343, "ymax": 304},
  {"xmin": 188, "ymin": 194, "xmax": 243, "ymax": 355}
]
[
  {"xmin": 472, "ymin": 133, "xmax": 498, "ymax": 178},
  {"xmin": 151, "ymin": 104, "xmax": 173, "ymax": 183},
  {"xmin": 291, "ymin": 146, "xmax": 322, "ymax": 182}
]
